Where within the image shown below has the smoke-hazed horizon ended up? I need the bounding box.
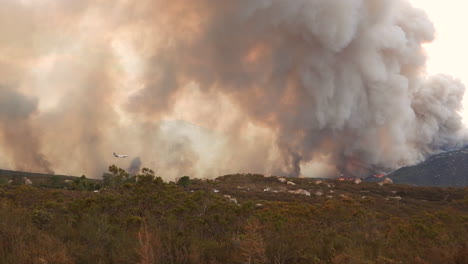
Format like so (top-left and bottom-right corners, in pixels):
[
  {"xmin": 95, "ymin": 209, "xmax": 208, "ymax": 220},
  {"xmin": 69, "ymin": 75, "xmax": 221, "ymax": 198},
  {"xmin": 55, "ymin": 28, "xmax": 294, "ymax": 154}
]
[{"xmin": 0, "ymin": 0, "xmax": 466, "ymax": 179}]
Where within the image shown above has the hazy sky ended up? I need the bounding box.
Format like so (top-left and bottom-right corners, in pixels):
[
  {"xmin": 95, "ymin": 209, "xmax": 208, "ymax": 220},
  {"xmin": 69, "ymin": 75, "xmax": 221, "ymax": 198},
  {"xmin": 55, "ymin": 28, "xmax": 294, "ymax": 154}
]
[
  {"xmin": 1, "ymin": 0, "xmax": 466, "ymax": 178},
  {"xmin": 410, "ymin": 0, "xmax": 468, "ymax": 123}
]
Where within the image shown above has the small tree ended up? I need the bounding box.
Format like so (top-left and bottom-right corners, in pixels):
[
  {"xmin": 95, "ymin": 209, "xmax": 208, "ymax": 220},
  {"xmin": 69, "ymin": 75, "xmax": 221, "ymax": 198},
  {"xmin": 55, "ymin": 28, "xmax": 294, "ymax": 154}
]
[
  {"xmin": 102, "ymin": 165, "xmax": 130, "ymax": 188},
  {"xmin": 47, "ymin": 175, "xmax": 62, "ymax": 188},
  {"xmin": 136, "ymin": 168, "xmax": 164, "ymax": 186},
  {"xmin": 240, "ymin": 219, "xmax": 268, "ymax": 264},
  {"xmin": 177, "ymin": 176, "xmax": 191, "ymax": 189},
  {"xmin": 71, "ymin": 175, "xmax": 94, "ymax": 191}
]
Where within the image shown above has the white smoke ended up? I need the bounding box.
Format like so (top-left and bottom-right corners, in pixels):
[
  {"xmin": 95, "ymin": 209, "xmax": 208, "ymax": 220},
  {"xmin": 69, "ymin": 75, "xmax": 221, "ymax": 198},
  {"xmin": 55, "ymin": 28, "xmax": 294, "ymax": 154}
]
[{"xmin": 0, "ymin": 0, "xmax": 465, "ymax": 178}]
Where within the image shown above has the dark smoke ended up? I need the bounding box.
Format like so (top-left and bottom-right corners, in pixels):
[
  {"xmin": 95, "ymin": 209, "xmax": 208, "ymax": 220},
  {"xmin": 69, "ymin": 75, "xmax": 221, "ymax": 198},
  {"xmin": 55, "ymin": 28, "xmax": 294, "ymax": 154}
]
[
  {"xmin": 128, "ymin": 157, "xmax": 142, "ymax": 175},
  {"xmin": 0, "ymin": 0, "xmax": 466, "ymax": 179},
  {"xmin": 0, "ymin": 89, "xmax": 53, "ymax": 174}
]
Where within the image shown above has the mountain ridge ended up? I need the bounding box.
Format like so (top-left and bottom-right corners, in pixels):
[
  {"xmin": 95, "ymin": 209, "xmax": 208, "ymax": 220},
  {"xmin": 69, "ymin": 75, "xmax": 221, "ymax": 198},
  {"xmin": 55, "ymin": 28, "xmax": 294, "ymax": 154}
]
[{"xmin": 378, "ymin": 147, "xmax": 468, "ymax": 187}]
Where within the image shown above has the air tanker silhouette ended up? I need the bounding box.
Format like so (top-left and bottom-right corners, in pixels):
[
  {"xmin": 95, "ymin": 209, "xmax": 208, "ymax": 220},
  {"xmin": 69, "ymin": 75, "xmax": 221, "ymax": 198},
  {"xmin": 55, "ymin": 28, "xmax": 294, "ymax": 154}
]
[{"xmin": 113, "ymin": 152, "xmax": 129, "ymax": 158}]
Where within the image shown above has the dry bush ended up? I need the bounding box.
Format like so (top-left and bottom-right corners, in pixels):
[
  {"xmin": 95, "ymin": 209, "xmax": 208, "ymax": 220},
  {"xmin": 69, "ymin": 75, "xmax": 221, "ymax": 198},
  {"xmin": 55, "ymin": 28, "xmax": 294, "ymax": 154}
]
[
  {"xmin": 453, "ymin": 244, "xmax": 468, "ymax": 264},
  {"xmin": 0, "ymin": 203, "xmax": 73, "ymax": 264},
  {"xmin": 240, "ymin": 219, "xmax": 268, "ymax": 264},
  {"xmin": 138, "ymin": 221, "xmax": 155, "ymax": 264}
]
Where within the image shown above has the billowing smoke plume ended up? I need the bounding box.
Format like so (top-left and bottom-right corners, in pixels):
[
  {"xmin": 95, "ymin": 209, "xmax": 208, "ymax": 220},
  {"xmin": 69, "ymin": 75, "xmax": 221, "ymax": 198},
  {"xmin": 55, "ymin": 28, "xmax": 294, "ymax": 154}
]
[
  {"xmin": 0, "ymin": 90, "xmax": 53, "ymax": 173},
  {"xmin": 0, "ymin": 0, "xmax": 466, "ymax": 179},
  {"xmin": 127, "ymin": 157, "xmax": 142, "ymax": 176}
]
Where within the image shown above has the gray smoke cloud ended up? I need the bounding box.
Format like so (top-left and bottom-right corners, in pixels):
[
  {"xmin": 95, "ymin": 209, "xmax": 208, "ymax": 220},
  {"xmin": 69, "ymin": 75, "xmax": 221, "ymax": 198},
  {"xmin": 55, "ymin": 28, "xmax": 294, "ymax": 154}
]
[
  {"xmin": 128, "ymin": 157, "xmax": 142, "ymax": 175},
  {"xmin": 0, "ymin": 89, "xmax": 53, "ymax": 173},
  {"xmin": 0, "ymin": 0, "xmax": 466, "ymax": 179}
]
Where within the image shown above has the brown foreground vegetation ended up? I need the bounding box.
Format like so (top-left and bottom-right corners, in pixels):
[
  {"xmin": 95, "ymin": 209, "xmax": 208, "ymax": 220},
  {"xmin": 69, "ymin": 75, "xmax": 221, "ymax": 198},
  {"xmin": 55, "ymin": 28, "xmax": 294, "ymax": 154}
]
[{"xmin": 0, "ymin": 168, "xmax": 467, "ymax": 264}]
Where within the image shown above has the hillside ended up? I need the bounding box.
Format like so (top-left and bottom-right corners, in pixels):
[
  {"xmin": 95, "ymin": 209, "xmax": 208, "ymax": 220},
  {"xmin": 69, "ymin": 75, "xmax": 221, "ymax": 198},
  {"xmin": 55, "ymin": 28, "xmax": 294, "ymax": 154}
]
[
  {"xmin": 0, "ymin": 169, "xmax": 77, "ymax": 183},
  {"xmin": 0, "ymin": 169, "xmax": 100, "ymax": 189},
  {"xmin": 381, "ymin": 148, "xmax": 468, "ymax": 187},
  {"xmin": 0, "ymin": 169, "xmax": 467, "ymax": 264}
]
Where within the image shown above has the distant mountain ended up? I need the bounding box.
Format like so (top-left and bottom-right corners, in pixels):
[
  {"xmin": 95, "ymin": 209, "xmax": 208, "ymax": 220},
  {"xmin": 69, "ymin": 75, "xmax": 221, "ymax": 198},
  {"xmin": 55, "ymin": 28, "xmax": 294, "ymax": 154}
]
[{"xmin": 380, "ymin": 147, "xmax": 468, "ymax": 187}]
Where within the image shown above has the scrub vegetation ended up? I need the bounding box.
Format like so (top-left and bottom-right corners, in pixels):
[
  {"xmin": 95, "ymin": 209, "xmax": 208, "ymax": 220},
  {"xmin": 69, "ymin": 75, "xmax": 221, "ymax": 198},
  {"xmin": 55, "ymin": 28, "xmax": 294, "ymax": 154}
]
[{"xmin": 0, "ymin": 167, "xmax": 467, "ymax": 264}]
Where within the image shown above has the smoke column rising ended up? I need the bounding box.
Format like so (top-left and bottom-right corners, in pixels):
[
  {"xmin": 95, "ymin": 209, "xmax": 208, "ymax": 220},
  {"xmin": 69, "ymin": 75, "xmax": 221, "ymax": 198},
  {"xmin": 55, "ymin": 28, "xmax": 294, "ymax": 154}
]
[
  {"xmin": 127, "ymin": 157, "xmax": 142, "ymax": 175},
  {"xmin": 0, "ymin": 0, "xmax": 465, "ymax": 179}
]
